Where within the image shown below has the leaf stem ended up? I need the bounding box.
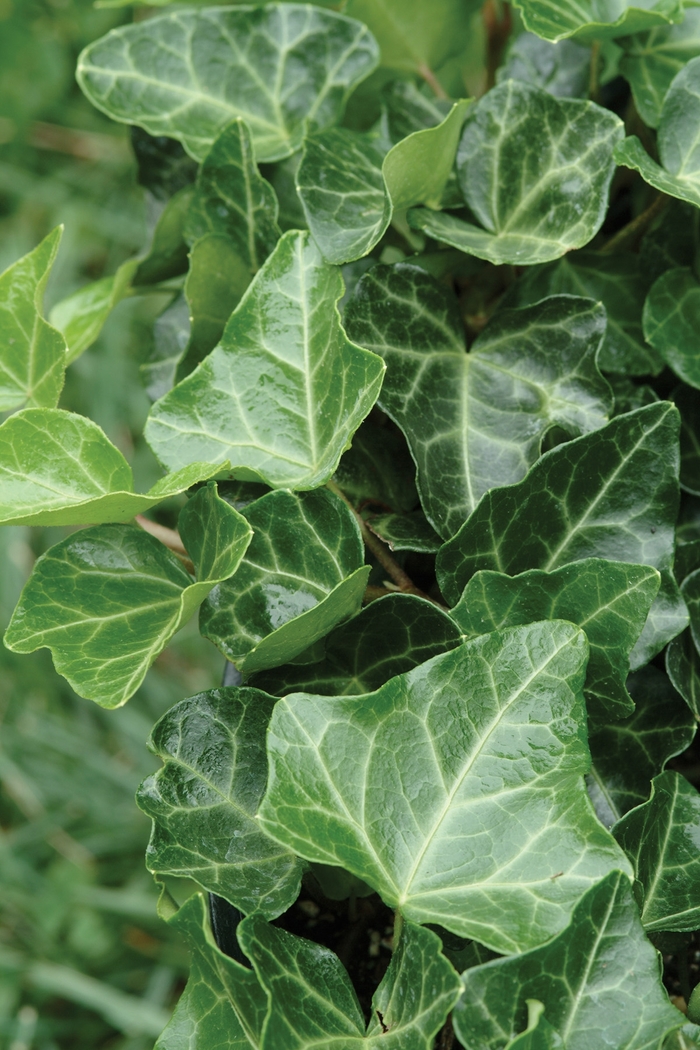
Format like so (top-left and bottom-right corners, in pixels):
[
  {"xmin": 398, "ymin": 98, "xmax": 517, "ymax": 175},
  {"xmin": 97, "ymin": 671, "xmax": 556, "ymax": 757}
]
[
  {"xmin": 135, "ymin": 515, "xmax": 194, "ymax": 574},
  {"xmin": 417, "ymin": 63, "xmax": 448, "ymax": 100},
  {"xmin": 600, "ymin": 193, "xmax": 667, "ymax": 254}
]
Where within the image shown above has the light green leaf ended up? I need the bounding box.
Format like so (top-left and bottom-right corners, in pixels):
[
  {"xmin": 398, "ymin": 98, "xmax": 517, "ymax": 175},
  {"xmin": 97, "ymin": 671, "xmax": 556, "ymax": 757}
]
[
  {"xmin": 619, "ymin": 10, "xmax": 700, "ymax": 128},
  {"xmin": 513, "ymin": 0, "xmax": 685, "ymax": 42},
  {"xmin": 588, "ymin": 666, "xmax": 697, "ymax": 826},
  {"xmin": 146, "ymin": 231, "xmax": 385, "ymax": 490},
  {"xmin": 498, "ymin": 33, "xmax": 591, "ymax": 97},
  {"xmin": 297, "ymin": 100, "xmax": 470, "ymax": 264},
  {"xmin": 259, "ymin": 621, "xmax": 630, "ymax": 954},
  {"xmin": 49, "ymin": 258, "xmax": 138, "ymax": 365},
  {"xmin": 453, "ymin": 871, "xmax": 683, "ymax": 1050},
  {"xmin": 615, "ymin": 56, "xmax": 700, "ymax": 208},
  {"xmin": 137, "ymin": 687, "xmax": 302, "ymax": 918},
  {"xmin": 239, "ymin": 914, "xmax": 461, "ymax": 1049},
  {"xmin": 76, "ymin": 6, "xmax": 379, "ymax": 162},
  {"xmin": 345, "ymin": 0, "xmax": 478, "ymax": 75},
  {"xmin": 451, "ymin": 560, "xmax": 660, "ymax": 723},
  {"xmin": 644, "ymin": 268, "xmax": 700, "ymax": 388},
  {"xmin": 200, "ymin": 488, "xmax": 369, "ymax": 674},
  {"xmin": 367, "ymin": 511, "xmax": 442, "ymax": 552},
  {"xmin": 3, "ymin": 483, "xmax": 252, "ymax": 707},
  {"xmin": 666, "ymin": 628, "xmax": 700, "ymax": 718},
  {"xmin": 0, "ymin": 408, "xmax": 227, "ymax": 527},
  {"xmin": 155, "ymin": 892, "xmax": 266, "ymax": 1050},
  {"xmin": 184, "ymin": 118, "xmax": 281, "ymax": 273},
  {"xmin": 503, "ymin": 250, "xmax": 662, "ymax": 376},
  {"xmin": 0, "ymin": 227, "xmax": 66, "ymax": 411},
  {"xmin": 408, "ymin": 81, "xmax": 623, "ymax": 265},
  {"xmin": 346, "ymin": 265, "xmax": 612, "ymax": 538},
  {"xmin": 248, "ymin": 593, "xmax": 461, "ymax": 696},
  {"xmin": 614, "ymin": 770, "xmax": 700, "ymax": 932}
]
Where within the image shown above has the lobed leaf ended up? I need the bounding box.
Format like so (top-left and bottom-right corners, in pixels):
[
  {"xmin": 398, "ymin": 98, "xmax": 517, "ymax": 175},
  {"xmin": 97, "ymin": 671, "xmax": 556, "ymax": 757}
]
[
  {"xmin": 619, "ymin": 10, "xmax": 700, "ymax": 128},
  {"xmin": 644, "ymin": 267, "xmax": 700, "ymax": 388},
  {"xmin": 512, "ymin": 0, "xmax": 685, "ymax": 42}
]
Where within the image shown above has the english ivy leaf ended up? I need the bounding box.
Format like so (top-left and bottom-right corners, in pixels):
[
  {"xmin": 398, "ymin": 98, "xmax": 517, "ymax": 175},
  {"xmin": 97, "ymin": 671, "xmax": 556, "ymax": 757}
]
[
  {"xmin": 142, "ymin": 294, "xmax": 190, "ymax": 401},
  {"xmin": 644, "ymin": 268, "xmax": 700, "ymax": 388},
  {"xmin": 0, "ymin": 227, "xmax": 66, "ymax": 411},
  {"xmin": 640, "ymin": 200, "xmax": 698, "ymax": 284},
  {"xmin": 408, "ymin": 81, "xmax": 623, "ymax": 266},
  {"xmin": 297, "ymin": 100, "xmax": 470, "ymax": 265},
  {"xmin": 333, "ymin": 417, "xmax": 418, "ymax": 514},
  {"xmin": 450, "ymin": 560, "xmax": 661, "ymax": 723},
  {"xmin": 200, "ymin": 488, "xmax": 369, "ymax": 674},
  {"xmin": 619, "ymin": 10, "xmax": 700, "ymax": 128},
  {"xmin": 346, "ymin": 265, "xmax": 612, "ymax": 538},
  {"xmin": 512, "ymin": 0, "xmax": 685, "ymax": 42},
  {"xmin": 497, "ymin": 34, "xmax": 591, "ymax": 98},
  {"xmin": 345, "ymin": 0, "xmax": 478, "ymax": 75},
  {"xmin": 504, "ymin": 1002, "xmax": 564, "ymax": 1050},
  {"xmin": 146, "ymin": 231, "xmax": 385, "ymax": 490},
  {"xmin": 49, "ymin": 258, "xmax": 138, "ymax": 364},
  {"xmin": 137, "ymin": 687, "xmax": 302, "ymax": 918},
  {"xmin": 614, "ymin": 770, "xmax": 700, "ymax": 933},
  {"xmin": 615, "ymin": 57, "xmax": 700, "ymax": 209},
  {"xmin": 3, "ymin": 484, "xmax": 252, "ymax": 707},
  {"xmin": 133, "ymin": 186, "xmax": 192, "ymax": 288},
  {"xmin": 503, "ymin": 250, "xmax": 662, "ymax": 376},
  {"xmin": 380, "ymin": 79, "xmax": 452, "ymax": 144},
  {"xmin": 155, "ymin": 892, "xmax": 267, "ymax": 1050},
  {"xmin": 76, "ymin": 6, "xmax": 379, "ymax": 162},
  {"xmin": 184, "ymin": 119, "xmax": 281, "ymax": 273},
  {"xmin": 238, "ymin": 914, "xmax": 460, "ymax": 1049},
  {"xmin": 666, "ymin": 628, "xmax": 700, "ymax": 718},
  {"xmin": 673, "ymin": 385, "xmax": 700, "ymax": 495},
  {"xmin": 436, "ymin": 402, "xmax": 680, "ymax": 603},
  {"xmin": 248, "ymin": 593, "xmax": 461, "ymax": 696},
  {"xmin": 453, "ymin": 870, "xmax": 683, "ymax": 1050},
  {"xmin": 259, "ymin": 621, "xmax": 631, "ymax": 954},
  {"xmin": 587, "ymin": 666, "xmax": 696, "ymax": 826},
  {"xmin": 367, "ymin": 511, "xmax": 442, "ymax": 553},
  {"xmin": 0, "ymin": 408, "xmax": 226, "ymax": 526},
  {"xmin": 677, "ymin": 568, "xmax": 700, "ymax": 701}
]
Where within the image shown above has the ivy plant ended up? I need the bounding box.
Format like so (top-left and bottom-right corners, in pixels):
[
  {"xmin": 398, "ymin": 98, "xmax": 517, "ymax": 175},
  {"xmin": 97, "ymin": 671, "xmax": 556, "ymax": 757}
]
[{"xmin": 8, "ymin": 1, "xmax": 700, "ymax": 1046}]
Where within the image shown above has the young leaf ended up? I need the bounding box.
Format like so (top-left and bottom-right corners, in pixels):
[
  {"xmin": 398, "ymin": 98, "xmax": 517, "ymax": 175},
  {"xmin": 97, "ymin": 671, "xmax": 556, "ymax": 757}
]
[
  {"xmin": 347, "ymin": 266, "xmax": 611, "ymax": 538},
  {"xmin": 619, "ymin": 10, "xmax": 700, "ymax": 128},
  {"xmin": 512, "ymin": 0, "xmax": 684, "ymax": 43},
  {"xmin": 450, "ymin": 560, "xmax": 661, "ymax": 723},
  {"xmin": 145, "ymin": 231, "xmax": 385, "ymax": 489},
  {"xmin": 643, "ymin": 268, "xmax": 700, "ymax": 388},
  {"xmin": 497, "ymin": 34, "xmax": 591, "ymax": 98},
  {"xmin": 297, "ymin": 99, "xmax": 470, "ymax": 264},
  {"xmin": 76, "ymin": 6, "xmax": 379, "ymax": 162},
  {"xmin": 367, "ymin": 511, "xmax": 442, "ymax": 553},
  {"xmin": 137, "ymin": 687, "xmax": 302, "ymax": 918},
  {"xmin": 453, "ymin": 871, "xmax": 683, "ymax": 1050},
  {"xmin": 0, "ymin": 227, "xmax": 66, "ymax": 411},
  {"xmin": 184, "ymin": 118, "xmax": 281, "ymax": 273},
  {"xmin": 409, "ymin": 81, "xmax": 623, "ymax": 266},
  {"xmin": 49, "ymin": 258, "xmax": 138, "ymax": 364},
  {"xmin": 0, "ymin": 408, "xmax": 226, "ymax": 526},
  {"xmin": 259, "ymin": 621, "xmax": 631, "ymax": 955},
  {"xmin": 614, "ymin": 770, "xmax": 700, "ymax": 933},
  {"xmin": 238, "ymin": 914, "xmax": 461, "ymax": 1049},
  {"xmin": 615, "ymin": 57, "xmax": 700, "ymax": 208},
  {"xmin": 248, "ymin": 593, "xmax": 461, "ymax": 696},
  {"xmin": 666, "ymin": 628, "xmax": 700, "ymax": 718},
  {"xmin": 4, "ymin": 484, "xmax": 252, "ymax": 707},
  {"xmin": 200, "ymin": 488, "xmax": 369, "ymax": 674}
]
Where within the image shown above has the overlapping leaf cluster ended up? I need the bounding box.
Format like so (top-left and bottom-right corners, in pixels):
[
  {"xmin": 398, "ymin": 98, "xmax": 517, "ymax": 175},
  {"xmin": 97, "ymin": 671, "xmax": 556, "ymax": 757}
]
[{"xmin": 6, "ymin": 0, "xmax": 700, "ymax": 1046}]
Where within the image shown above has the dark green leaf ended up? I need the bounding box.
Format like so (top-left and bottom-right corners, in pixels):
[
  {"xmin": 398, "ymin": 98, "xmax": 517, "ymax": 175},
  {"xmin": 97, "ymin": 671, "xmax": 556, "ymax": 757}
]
[
  {"xmin": 133, "ymin": 186, "xmax": 193, "ymax": 288},
  {"xmin": 672, "ymin": 384, "xmax": 700, "ymax": 495},
  {"xmin": 497, "ymin": 34, "xmax": 590, "ymax": 97},
  {"xmin": 666, "ymin": 628, "xmax": 700, "ymax": 718},
  {"xmin": 367, "ymin": 511, "xmax": 442, "ymax": 552},
  {"xmin": 380, "ymin": 79, "xmax": 452, "ymax": 143},
  {"xmin": 513, "ymin": 0, "xmax": 684, "ymax": 42},
  {"xmin": 619, "ymin": 10, "xmax": 700, "ymax": 128},
  {"xmin": 640, "ymin": 200, "xmax": 699, "ymax": 284},
  {"xmin": 644, "ymin": 268, "xmax": 700, "ymax": 388},
  {"xmin": 333, "ymin": 417, "xmax": 418, "ymax": 514},
  {"xmin": 503, "ymin": 1002, "xmax": 564, "ymax": 1050}
]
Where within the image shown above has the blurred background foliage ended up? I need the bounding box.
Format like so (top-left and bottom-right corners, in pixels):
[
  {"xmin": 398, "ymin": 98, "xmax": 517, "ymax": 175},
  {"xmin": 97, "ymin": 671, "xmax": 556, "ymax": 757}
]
[{"xmin": 0, "ymin": 2, "xmax": 222, "ymax": 1046}]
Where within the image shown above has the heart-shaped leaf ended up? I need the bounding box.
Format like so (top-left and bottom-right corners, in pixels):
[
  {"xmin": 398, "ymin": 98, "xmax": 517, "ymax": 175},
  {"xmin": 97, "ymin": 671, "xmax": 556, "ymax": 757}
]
[
  {"xmin": 146, "ymin": 230, "xmax": 385, "ymax": 490},
  {"xmin": 77, "ymin": 6, "xmax": 379, "ymax": 162},
  {"xmin": 4, "ymin": 484, "xmax": 252, "ymax": 706},
  {"xmin": 346, "ymin": 265, "xmax": 611, "ymax": 538},
  {"xmin": 259, "ymin": 621, "xmax": 630, "ymax": 954},
  {"xmin": 512, "ymin": 0, "xmax": 684, "ymax": 42},
  {"xmin": 619, "ymin": 10, "xmax": 700, "ymax": 128},
  {"xmin": 644, "ymin": 268, "xmax": 700, "ymax": 388}
]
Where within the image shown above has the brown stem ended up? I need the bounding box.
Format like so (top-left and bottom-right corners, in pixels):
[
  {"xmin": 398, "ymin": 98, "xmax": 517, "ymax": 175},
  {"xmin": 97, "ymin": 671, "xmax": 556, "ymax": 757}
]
[
  {"xmin": 600, "ymin": 193, "xmax": 667, "ymax": 254},
  {"xmin": 483, "ymin": 0, "xmax": 513, "ymax": 93},
  {"xmin": 417, "ymin": 63, "xmax": 448, "ymax": 100},
  {"xmin": 135, "ymin": 515, "xmax": 194, "ymax": 574},
  {"xmin": 364, "ymin": 584, "xmax": 393, "ymax": 602},
  {"xmin": 437, "ymin": 1015, "xmax": 456, "ymax": 1050}
]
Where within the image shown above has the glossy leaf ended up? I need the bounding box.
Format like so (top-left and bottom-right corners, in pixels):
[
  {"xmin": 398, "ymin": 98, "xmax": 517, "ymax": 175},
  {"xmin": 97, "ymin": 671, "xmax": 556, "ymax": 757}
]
[
  {"xmin": 453, "ymin": 871, "xmax": 683, "ymax": 1050},
  {"xmin": 200, "ymin": 488, "xmax": 369, "ymax": 674},
  {"xmin": 0, "ymin": 409, "xmax": 226, "ymax": 527},
  {"xmin": 614, "ymin": 770, "xmax": 700, "ymax": 932},
  {"xmin": 184, "ymin": 118, "xmax": 281, "ymax": 273},
  {"xmin": 249, "ymin": 593, "xmax": 461, "ymax": 696},
  {"xmin": 409, "ymin": 81, "xmax": 623, "ymax": 265},
  {"xmin": 644, "ymin": 268, "xmax": 700, "ymax": 388},
  {"xmin": 497, "ymin": 33, "xmax": 590, "ymax": 97},
  {"xmin": 4, "ymin": 484, "xmax": 252, "ymax": 706},
  {"xmin": 667, "ymin": 628, "xmax": 700, "ymax": 718},
  {"xmin": 239, "ymin": 914, "xmax": 461, "ymax": 1049},
  {"xmin": 367, "ymin": 511, "xmax": 442, "ymax": 552},
  {"xmin": 0, "ymin": 227, "xmax": 66, "ymax": 411},
  {"xmin": 297, "ymin": 99, "xmax": 469, "ymax": 264},
  {"xmin": 259, "ymin": 621, "xmax": 630, "ymax": 955},
  {"xmin": 49, "ymin": 258, "xmax": 138, "ymax": 364},
  {"xmin": 451, "ymin": 560, "xmax": 660, "ymax": 722},
  {"xmin": 347, "ymin": 265, "xmax": 611, "ymax": 538},
  {"xmin": 137, "ymin": 687, "xmax": 302, "ymax": 918},
  {"xmin": 76, "ymin": 6, "xmax": 379, "ymax": 162},
  {"xmin": 345, "ymin": 0, "xmax": 478, "ymax": 75},
  {"xmin": 615, "ymin": 56, "xmax": 700, "ymax": 208},
  {"xmin": 146, "ymin": 231, "xmax": 385, "ymax": 490},
  {"xmin": 513, "ymin": 0, "xmax": 685, "ymax": 42},
  {"xmin": 619, "ymin": 10, "xmax": 700, "ymax": 128}
]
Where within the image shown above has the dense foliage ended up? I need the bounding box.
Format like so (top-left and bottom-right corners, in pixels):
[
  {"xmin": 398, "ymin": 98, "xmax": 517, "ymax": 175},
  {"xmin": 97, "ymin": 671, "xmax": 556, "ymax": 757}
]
[{"xmin": 6, "ymin": 0, "xmax": 700, "ymax": 1046}]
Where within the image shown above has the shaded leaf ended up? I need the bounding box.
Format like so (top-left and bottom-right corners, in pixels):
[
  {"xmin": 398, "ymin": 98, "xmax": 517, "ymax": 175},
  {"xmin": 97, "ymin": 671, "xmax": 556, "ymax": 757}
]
[
  {"xmin": 49, "ymin": 258, "xmax": 138, "ymax": 364},
  {"xmin": 77, "ymin": 6, "xmax": 379, "ymax": 162},
  {"xmin": 666, "ymin": 628, "xmax": 700, "ymax": 719},
  {"xmin": 259, "ymin": 621, "xmax": 630, "ymax": 954},
  {"xmin": 133, "ymin": 186, "xmax": 193, "ymax": 288},
  {"xmin": 673, "ymin": 384, "xmax": 700, "ymax": 495},
  {"xmin": 644, "ymin": 268, "xmax": 700, "ymax": 388},
  {"xmin": 640, "ymin": 200, "xmax": 699, "ymax": 284},
  {"xmin": 367, "ymin": 511, "xmax": 442, "ymax": 552},
  {"xmin": 619, "ymin": 10, "xmax": 700, "ymax": 128},
  {"xmin": 146, "ymin": 231, "xmax": 385, "ymax": 490},
  {"xmin": 497, "ymin": 33, "xmax": 590, "ymax": 97},
  {"xmin": 513, "ymin": 0, "xmax": 685, "ymax": 42},
  {"xmin": 345, "ymin": 0, "xmax": 478, "ymax": 75},
  {"xmin": 504, "ymin": 1002, "xmax": 564, "ymax": 1050},
  {"xmin": 380, "ymin": 79, "xmax": 452, "ymax": 143},
  {"xmin": 333, "ymin": 417, "xmax": 418, "ymax": 514}
]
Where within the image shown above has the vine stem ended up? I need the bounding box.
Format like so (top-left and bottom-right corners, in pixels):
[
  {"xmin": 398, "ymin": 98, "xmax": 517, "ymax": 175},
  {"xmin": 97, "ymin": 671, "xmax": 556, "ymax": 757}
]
[
  {"xmin": 417, "ymin": 63, "xmax": 448, "ymax": 100},
  {"xmin": 600, "ymin": 193, "xmax": 667, "ymax": 254},
  {"xmin": 135, "ymin": 515, "xmax": 194, "ymax": 574}
]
